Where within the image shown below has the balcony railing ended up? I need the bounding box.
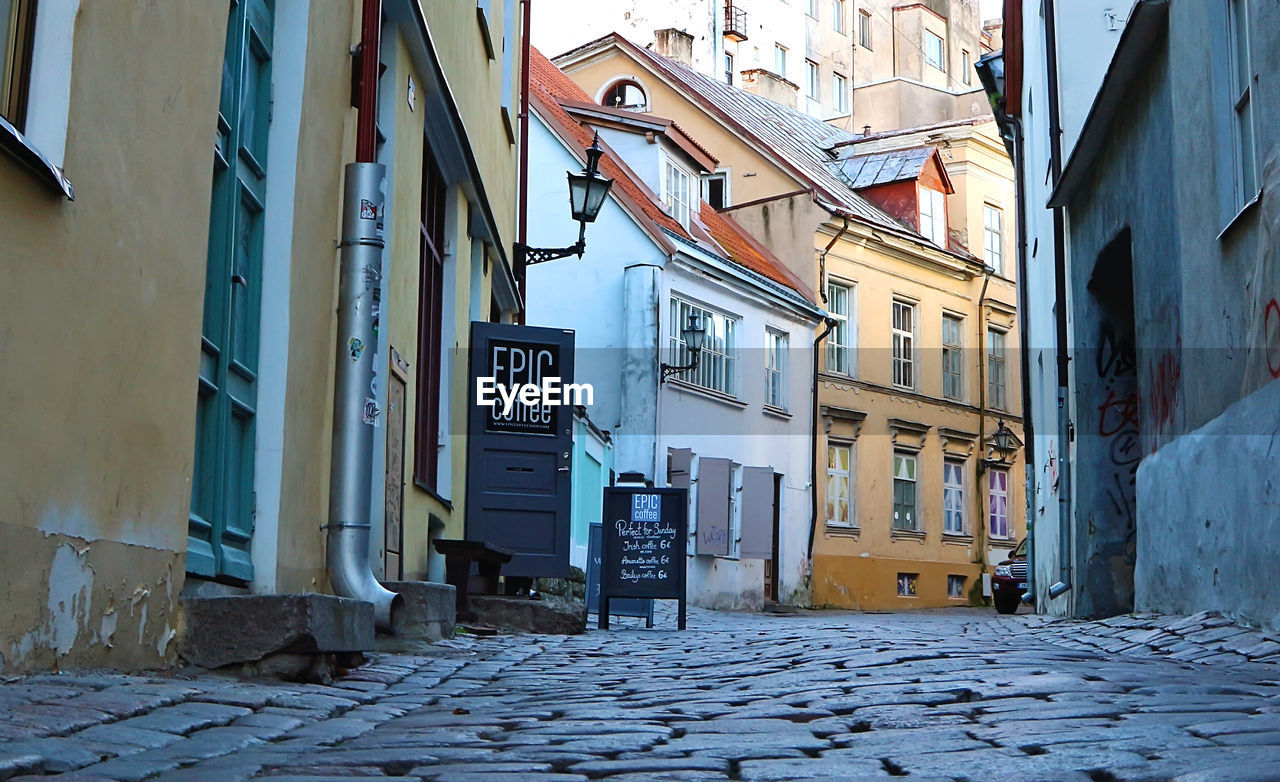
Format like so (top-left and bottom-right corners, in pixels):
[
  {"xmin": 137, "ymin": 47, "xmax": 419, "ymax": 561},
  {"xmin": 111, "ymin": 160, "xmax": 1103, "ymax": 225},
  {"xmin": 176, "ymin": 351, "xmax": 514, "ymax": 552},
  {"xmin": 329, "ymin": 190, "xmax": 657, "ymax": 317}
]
[{"xmin": 724, "ymin": 2, "xmax": 749, "ymax": 42}]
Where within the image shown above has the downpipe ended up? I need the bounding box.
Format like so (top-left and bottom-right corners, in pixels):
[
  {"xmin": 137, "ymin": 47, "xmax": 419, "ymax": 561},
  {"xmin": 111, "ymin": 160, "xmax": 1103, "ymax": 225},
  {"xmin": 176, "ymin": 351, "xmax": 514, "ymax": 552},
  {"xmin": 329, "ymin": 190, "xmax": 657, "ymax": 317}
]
[{"xmin": 327, "ymin": 162, "xmax": 405, "ymax": 635}]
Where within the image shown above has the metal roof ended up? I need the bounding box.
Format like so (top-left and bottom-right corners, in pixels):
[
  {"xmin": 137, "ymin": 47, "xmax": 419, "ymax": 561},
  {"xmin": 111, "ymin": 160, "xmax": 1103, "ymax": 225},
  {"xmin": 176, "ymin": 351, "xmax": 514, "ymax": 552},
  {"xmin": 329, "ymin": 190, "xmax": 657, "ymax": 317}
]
[{"xmin": 830, "ymin": 146, "xmax": 937, "ymax": 189}]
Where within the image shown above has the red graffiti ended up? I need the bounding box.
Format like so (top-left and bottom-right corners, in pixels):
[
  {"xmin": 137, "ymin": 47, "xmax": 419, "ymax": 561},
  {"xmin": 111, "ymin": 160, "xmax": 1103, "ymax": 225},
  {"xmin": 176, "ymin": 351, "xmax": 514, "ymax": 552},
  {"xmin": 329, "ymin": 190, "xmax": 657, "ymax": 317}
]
[
  {"xmin": 1147, "ymin": 345, "xmax": 1181, "ymax": 432},
  {"xmin": 1265, "ymin": 299, "xmax": 1280, "ymax": 379},
  {"xmin": 1098, "ymin": 390, "xmax": 1140, "ymax": 437}
]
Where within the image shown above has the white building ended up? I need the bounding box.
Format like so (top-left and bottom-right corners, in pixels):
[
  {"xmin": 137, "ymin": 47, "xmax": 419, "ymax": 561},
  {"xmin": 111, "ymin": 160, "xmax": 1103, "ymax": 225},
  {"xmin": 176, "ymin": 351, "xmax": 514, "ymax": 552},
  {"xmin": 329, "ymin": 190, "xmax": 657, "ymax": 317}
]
[{"xmin": 525, "ymin": 49, "xmax": 825, "ymax": 608}]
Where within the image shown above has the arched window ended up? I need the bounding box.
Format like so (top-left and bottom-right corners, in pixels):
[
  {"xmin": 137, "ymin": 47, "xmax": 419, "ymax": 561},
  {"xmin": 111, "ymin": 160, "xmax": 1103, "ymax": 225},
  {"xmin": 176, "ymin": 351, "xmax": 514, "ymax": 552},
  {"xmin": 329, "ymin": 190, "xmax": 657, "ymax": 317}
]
[{"xmin": 602, "ymin": 79, "xmax": 647, "ymax": 111}]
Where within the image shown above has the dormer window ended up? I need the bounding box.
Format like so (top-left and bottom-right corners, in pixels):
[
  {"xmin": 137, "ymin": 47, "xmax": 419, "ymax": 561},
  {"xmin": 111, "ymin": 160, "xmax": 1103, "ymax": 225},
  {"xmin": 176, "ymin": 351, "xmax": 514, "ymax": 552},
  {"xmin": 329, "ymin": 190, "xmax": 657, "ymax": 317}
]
[
  {"xmin": 918, "ymin": 187, "xmax": 946, "ymax": 247},
  {"xmin": 661, "ymin": 153, "xmax": 694, "ymax": 229},
  {"xmin": 603, "ymin": 79, "xmax": 648, "ymax": 111}
]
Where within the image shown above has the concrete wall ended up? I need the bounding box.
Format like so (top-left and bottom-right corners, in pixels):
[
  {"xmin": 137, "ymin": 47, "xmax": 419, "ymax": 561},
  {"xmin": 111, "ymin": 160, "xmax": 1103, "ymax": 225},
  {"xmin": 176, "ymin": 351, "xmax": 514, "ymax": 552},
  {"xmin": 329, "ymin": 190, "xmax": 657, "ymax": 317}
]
[{"xmin": 0, "ymin": 0, "xmax": 227, "ymax": 671}]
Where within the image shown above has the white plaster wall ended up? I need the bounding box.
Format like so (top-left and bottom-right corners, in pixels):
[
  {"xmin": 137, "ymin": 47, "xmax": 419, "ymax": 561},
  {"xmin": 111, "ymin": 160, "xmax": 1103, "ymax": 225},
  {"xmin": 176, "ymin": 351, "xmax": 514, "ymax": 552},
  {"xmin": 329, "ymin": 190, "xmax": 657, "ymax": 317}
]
[
  {"xmin": 656, "ymin": 261, "xmax": 817, "ymax": 609},
  {"xmin": 531, "ymin": 0, "xmax": 718, "ymax": 73},
  {"xmin": 1052, "ymin": 0, "xmax": 1130, "ymax": 158}
]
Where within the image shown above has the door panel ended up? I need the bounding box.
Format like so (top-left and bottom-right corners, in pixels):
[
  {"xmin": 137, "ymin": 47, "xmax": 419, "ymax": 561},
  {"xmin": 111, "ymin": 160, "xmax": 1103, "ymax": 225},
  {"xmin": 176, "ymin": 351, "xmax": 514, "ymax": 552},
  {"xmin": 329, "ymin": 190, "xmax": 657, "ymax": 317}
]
[
  {"xmin": 188, "ymin": 0, "xmax": 273, "ymax": 582},
  {"xmin": 466, "ymin": 323, "xmax": 575, "ymax": 578}
]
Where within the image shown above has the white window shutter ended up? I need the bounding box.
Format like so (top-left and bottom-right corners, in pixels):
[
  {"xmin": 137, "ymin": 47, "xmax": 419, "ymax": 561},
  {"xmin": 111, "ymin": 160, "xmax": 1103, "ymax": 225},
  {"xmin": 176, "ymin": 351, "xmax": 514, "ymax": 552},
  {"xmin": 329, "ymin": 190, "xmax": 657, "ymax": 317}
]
[{"xmin": 740, "ymin": 467, "xmax": 775, "ymax": 560}]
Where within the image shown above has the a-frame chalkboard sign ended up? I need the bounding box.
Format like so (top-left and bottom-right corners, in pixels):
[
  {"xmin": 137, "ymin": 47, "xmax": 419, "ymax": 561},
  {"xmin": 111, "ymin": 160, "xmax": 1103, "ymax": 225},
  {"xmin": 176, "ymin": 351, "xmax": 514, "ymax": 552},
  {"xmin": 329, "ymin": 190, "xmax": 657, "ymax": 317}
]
[{"xmin": 599, "ymin": 486, "xmax": 688, "ymax": 630}]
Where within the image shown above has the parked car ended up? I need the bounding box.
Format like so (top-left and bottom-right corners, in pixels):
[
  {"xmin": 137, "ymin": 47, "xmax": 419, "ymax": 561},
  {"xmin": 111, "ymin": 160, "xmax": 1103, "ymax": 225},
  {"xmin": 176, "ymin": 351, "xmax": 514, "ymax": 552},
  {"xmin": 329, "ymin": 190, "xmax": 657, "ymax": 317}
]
[{"xmin": 992, "ymin": 538, "xmax": 1028, "ymax": 614}]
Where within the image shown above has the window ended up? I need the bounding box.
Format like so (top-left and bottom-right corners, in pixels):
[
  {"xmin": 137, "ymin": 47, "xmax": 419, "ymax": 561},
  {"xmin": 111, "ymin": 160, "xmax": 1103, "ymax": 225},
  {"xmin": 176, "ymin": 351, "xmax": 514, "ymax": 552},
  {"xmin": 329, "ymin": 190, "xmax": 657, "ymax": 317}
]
[
  {"xmin": 724, "ymin": 51, "xmax": 735, "ymax": 85},
  {"xmin": 961, "ymin": 49, "xmax": 971, "ymax": 85},
  {"xmin": 1, "ymin": 0, "xmax": 37, "ymax": 128},
  {"xmin": 774, "ymin": 43, "xmax": 788, "ymax": 77},
  {"xmin": 918, "ymin": 187, "xmax": 946, "ymax": 246},
  {"xmin": 944, "ymin": 459, "xmax": 965, "ymax": 534},
  {"xmin": 1227, "ymin": 0, "xmax": 1258, "ymax": 207},
  {"xmin": 703, "ymin": 171, "xmax": 729, "ymax": 209},
  {"xmin": 983, "ymin": 204, "xmax": 1003, "ymax": 274},
  {"xmin": 765, "ymin": 328, "xmax": 788, "ymax": 410},
  {"xmin": 806, "ymin": 59, "xmax": 820, "ymax": 100},
  {"xmin": 826, "ymin": 281, "xmax": 852, "ymax": 374},
  {"xmin": 603, "ymin": 79, "xmax": 647, "ymax": 111},
  {"xmin": 832, "ymin": 0, "xmax": 846, "ymax": 33},
  {"xmin": 988, "ymin": 328, "xmax": 1007, "ymax": 411},
  {"xmin": 832, "ymin": 72, "xmax": 848, "ymax": 113},
  {"xmin": 924, "ymin": 30, "xmax": 945, "ymax": 71},
  {"xmin": 892, "ymin": 452, "xmax": 918, "ymax": 531},
  {"xmin": 807, "ymin": 0, "xmax": 818, "ymax": 18},
  {"xmin": 947, "ymin": 574, "xmax": 966, "ymax": 598},
  {"xmin": 661, "ymin": 156, "xmax": 693, "ymax": 228},
  {"xmin": 858, "ymin": 10, "xmax": 872, "ymax": 49},
  {"xmin": 897, "ymin": 572, "xmax": 918, "ymax": 597},
  {"xmin": 942, "ymin": 313, "xmax": 964, "ymax": 400},
  {"xmin": 892, "ymin": 300, "xmax": 914, "ymax": 389},
  {"xmin": 414, "ymin": 149, "xmax": 449, "ymax": 491},
  {"xmin": 988, "ymin": 467, "xmax": 1009, "ymax": 539},
  {"xmin": 670, "ymin": 297, "xmax": 738, "ymax": 396},
  {"xmin": 826, "ymin": 443, "xmax": 853, "ymax": 527}
]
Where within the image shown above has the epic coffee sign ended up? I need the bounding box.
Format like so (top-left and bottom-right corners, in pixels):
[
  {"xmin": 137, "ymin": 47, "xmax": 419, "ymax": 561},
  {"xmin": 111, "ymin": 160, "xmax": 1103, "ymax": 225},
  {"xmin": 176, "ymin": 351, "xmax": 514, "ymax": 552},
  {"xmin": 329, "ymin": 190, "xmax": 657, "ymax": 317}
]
[{"xmin": 483, "ymin": 339, "xmax": 561, "ymax": 435}]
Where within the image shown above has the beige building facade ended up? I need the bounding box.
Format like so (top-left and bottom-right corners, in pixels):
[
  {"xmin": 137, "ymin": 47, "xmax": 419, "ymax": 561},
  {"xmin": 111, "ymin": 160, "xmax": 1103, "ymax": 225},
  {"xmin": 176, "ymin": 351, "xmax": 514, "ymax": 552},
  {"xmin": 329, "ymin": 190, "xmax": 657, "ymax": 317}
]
[{"xmin": 0, "ymin": 0, "xmax": 520, "ymax": 672}]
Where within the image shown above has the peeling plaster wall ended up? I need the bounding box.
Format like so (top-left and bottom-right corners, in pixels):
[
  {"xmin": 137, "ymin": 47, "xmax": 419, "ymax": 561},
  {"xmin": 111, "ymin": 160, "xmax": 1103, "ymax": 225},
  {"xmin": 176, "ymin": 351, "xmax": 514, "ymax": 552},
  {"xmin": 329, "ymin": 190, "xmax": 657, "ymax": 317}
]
[{"xmin": 0, "ymin": 1, "xmax": 226, "ymax": 671}]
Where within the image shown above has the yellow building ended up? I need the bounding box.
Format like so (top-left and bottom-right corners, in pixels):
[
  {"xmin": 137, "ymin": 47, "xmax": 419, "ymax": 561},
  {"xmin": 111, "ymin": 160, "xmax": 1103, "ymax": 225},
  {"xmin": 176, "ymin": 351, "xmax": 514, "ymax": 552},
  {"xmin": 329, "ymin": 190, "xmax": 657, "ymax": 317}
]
[
  {"xmin": 0, "ymin": 0, "xmax": 520, "ymax": 671},
  {"xmin": 555, "ymin": 34, "xmax": 1023, "ymax": 610}
]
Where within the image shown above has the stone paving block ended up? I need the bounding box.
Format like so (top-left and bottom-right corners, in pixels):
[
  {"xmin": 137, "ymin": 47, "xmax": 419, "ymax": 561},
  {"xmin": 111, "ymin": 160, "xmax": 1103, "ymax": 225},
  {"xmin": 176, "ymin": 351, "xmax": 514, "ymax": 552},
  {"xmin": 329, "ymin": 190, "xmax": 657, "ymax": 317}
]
[
  {"xmin": 268, "ymin": 691, "xmax": 362, "ymax": 715},
  {"xmin": 60, "ymin": 757, "xmax": 184, "ymax": 781},
  {"xmin": 569, "ymin": 757, "xmax": 730, "ymax": 777},
  {"xmin": 427, "ymin": 775, "xmax": 586, "ymax": 782},
  {"xmin": 0, "ymin": 752, "xmax": 43, "ymax": 781},
  {"xmin": 737, "ymin": 756, "xmax": 890, "ymax": 780},
  {"xmin": 76, "ymin": 723, "xmax": 187, "ymax": 750},
  {"xmin": 0, "ymin": 737, "xmax": 110, "ymax": 773},
  {"xmin": 6, "ymin": 703, "xmax": 113, "ymax": 737},
  {"xmin": 281, "ymin": 716, "xmax": 377, "ymax": 745},
  {"xmin": 607, "ymin": 773, "xmax": 730, "ymax": 782},
  {"xmin": 114, "ymin": 700, "xmax": 252, "ymax": 735},
  {"xmin": 291, "ymin": 747, "xmax": 443, "ymax": 774},
  {"xmin": 149, "ymin": 726, "xmax": 268, "ymax": 764},
  {"xmin": 230, "ymin": 711, "xmax": 307, "ymax": 733},
  {"xmin": 58, "ymin": 690, "xmax": 172, "ymax": 718},
  {"xmin": 410, "ymin": 761, "xmax": 554, "ymax": 777}
]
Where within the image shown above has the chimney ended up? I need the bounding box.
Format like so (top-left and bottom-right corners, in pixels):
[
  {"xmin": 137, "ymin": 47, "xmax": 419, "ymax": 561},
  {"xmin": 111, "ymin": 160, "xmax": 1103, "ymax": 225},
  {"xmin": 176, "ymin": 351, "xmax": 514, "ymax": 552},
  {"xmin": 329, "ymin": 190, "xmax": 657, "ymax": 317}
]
[
  {"xmin": 739, "ymin": 68, "xmax": 799, "ymax": 109},
  {"xmin": 653, "ymin": 28, "xmax": 694, "ymax": 67}
]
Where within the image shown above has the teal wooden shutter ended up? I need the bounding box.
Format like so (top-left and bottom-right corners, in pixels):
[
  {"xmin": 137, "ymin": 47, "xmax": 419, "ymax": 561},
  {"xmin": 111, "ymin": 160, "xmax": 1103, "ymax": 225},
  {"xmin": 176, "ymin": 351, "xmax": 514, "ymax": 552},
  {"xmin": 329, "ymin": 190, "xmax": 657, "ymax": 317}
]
[{"xmin": 189, "ymin": 0, "xmax": 274, "ymax": 581}]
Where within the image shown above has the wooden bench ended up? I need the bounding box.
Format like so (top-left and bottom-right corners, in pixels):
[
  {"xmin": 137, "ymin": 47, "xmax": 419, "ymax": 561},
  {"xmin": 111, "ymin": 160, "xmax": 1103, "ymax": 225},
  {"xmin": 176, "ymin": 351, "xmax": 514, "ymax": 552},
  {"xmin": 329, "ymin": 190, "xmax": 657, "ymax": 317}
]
[{"xmin": 431, "ymin": 539, "xmax": 514, "ymax": 621}]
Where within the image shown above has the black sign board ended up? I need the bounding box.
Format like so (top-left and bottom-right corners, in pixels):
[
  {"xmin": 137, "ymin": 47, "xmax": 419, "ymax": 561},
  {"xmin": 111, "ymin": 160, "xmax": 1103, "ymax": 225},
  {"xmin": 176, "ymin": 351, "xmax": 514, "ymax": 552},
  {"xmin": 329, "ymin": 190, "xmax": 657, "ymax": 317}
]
[
  {"xmin": 586, "ymin": 522, "xmax": 653, "ymax": 626},
  {"xmin": 599, "ymin": 487, "xmax": 688, "ymax": 630}
]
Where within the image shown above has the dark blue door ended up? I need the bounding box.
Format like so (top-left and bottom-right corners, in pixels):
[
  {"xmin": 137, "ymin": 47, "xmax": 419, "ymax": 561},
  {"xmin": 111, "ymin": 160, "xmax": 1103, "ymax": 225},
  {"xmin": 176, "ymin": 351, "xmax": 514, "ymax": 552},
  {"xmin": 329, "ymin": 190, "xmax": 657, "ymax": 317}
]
[{"xmin": 466, "ymin": 323, "xmax": 575, "ymax": 578}]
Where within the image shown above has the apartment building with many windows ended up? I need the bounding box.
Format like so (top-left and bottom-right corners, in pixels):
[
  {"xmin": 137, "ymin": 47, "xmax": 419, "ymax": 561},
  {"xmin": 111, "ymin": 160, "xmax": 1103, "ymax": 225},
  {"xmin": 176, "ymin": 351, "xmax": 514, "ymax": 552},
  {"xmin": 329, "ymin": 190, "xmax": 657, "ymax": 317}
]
[{"xmin": 554, "ymin": 34, "xmax": 1023, "ymax": 609}]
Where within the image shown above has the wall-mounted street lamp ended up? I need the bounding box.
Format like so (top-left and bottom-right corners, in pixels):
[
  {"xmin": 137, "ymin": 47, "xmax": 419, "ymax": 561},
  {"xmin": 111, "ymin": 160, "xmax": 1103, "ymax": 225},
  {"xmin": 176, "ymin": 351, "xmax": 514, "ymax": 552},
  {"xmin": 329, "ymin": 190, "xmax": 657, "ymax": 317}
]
[
  {"xmin": 515, "ymin": 132, "xmax": 615, "ymax": 268},
  {"xmin": 979, "ymin": 419, "xmax": 1022, "ymax": 473},
  {"xmin": 660, "ymin": 313, "xmax": 708, "ymax": 384}
]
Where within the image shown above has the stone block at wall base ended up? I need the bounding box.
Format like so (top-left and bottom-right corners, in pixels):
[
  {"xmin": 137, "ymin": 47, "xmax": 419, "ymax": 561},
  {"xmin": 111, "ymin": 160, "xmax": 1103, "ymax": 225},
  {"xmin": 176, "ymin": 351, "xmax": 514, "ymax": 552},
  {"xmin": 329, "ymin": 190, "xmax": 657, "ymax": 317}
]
[
  {"xmin": 180, "ymin": 594, "xmax": 374, "ymax": 669},
  {"xmin": 471, "ymin": 594, "xmax": 586, "ymax": 635},
  {"xmin": 382, "ymin": 581, "xmax": 455, "ymax": 641}
]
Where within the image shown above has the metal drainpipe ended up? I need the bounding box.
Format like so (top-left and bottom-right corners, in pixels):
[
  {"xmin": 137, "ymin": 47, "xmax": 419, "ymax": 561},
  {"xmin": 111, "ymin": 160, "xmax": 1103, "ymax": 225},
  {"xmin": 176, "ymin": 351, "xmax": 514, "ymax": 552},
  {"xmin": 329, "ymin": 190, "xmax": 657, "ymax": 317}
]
[
  {"xmin": 807, "ymin": 316, "xmax": 837, "ymax": 562},
  {"xmin": 1044, "ymin": 0, "xmax": 1072, "ymax": 601},
  {"xmin": 515, "ymin": 0, "xmax": 532, "ymax": 324},
  {"xmin": 1010, "ymin": 114, "xmax": 1037, "ymax": 605},
  {"xmin": 818, "ymin": 214, "xmax": 850, "ymax": 304},
  {"xmin": 977, "ymin": 267, "xmax": 992, "ymax": 572},
  {"xmin": 327, "ymin": 0, "xmax": 405, "ymax": 634}
]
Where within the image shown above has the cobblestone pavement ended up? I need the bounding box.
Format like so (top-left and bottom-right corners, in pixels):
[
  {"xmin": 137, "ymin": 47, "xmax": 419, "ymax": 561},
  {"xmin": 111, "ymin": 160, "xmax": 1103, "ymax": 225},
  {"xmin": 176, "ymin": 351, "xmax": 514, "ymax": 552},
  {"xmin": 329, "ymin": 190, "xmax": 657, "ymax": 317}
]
[{"xmin": 6, "ymin": 607, "xmax": 1280, "ymax": 781}]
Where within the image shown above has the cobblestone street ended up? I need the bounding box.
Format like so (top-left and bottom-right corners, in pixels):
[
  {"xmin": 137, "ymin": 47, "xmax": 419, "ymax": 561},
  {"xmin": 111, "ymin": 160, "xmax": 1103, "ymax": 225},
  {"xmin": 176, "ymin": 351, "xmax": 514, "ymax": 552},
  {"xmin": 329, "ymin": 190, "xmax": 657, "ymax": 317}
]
[{"xmin": 5, "ymin": 608, "xmax": 1280, "ymax": 781}]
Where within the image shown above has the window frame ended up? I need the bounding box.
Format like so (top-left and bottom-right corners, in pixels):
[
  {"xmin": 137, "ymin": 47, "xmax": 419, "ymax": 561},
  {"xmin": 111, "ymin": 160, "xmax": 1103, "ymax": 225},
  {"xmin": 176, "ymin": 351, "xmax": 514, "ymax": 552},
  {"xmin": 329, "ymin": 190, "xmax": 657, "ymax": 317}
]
[
  {"xmin": 765, "ymin": 327, "xmax": 789, "ymax": 411},
  {"xmin": 660, "ymin": 151, "xmax": 694, "ymax": 229},
  {"xmin": 924, "ymin": 29, "xmax": 945, "ymax": 71},
  {"xmin": 942, "ymin": 313, "xmax": 964, "ymax": 401},
  {"xmin": 892, "ymin": 451, "xmax": 919, "ymax": 531},
  {"xmin": 774, "ymin": 43, "xmax": 788, "ymax": 78},
  {"xmin": 807, "ymin": 0, "xmax": 819, "ymax": 19},
  {"xmin": 413, "ymin": 147, "xmax": 449, "ymax": 493},
  {"xmin": 943, "ymin": 458, "xmax": 966, "ymax": 535},
  {"xmin": 897, "ymin": 572, "xmax": 919, "ymax": 597},
  {"xmin": 602, "ymin": 78, "xmax": 648, "ymax": 111},
  {"xmin": 1, "ymin": 0, "xmax": 37, "ymax": 130},
  {"xmin": 832, "ymin": 0, "xmax": 847, "ymax": 34},
  {"xmin": 988, "ymin": 466, "xmax": 1010, "ymax": 539},
  {"xmin": 805, "ymin": 59, "xmax": 820, "ymax": 100},
  {"xmin": 825, "ymin": 442, "xmax": 855, "ymax": 528},
  {"xmin": 961, "ymin": 48, "xmax": 971, "ymax": 85},
  {"xmin": 858, "ymin": 9, "xmax": 872, "ymax": 49},
  {"xmin": 1226, "ymin": 0, "xmax": 1258, "ymax": 210},
  {"xmin": 918, "ymin": 187, "xmax": 946, "ymax": 247},
  {"xmin": 826, "ymin": 280, "xmax": 853, "ymax": 376},
  {"xmin": 832, "ymin": 72, "xmax": 848, "ymax": 113},
  {"xmin": 724, "ymin": 50, "xmax": 735, "ymax": 85},
  {"xmin": 669, "ymin": 296, "xmax": 739, "ymax": 397},
  {"xmin": 947, "ymin": 574, "xmax": 966, "ymax": 598},
  {"xmin": 892, "ymin": 299, "xmax": 915, "ymax": 390},
  {"xmin": 983, "ymin": 204, "xmax": 1004, "ymax": 274},
  {"xmin": 987, "ymin": 327, "xmax": 1008, "ymax": 411}
]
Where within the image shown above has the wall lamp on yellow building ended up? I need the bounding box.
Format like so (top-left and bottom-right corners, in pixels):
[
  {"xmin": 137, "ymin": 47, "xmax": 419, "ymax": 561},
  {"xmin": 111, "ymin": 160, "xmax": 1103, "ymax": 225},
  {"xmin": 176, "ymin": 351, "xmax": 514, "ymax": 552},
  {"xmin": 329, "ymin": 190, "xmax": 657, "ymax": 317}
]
[
  {"xmin": 980, "ymin": 419, "xmax": 1022, "ymax": 473},
  {"xmin": 660, "ymin": 313, "xmax": 708, "ymax": 383},
  {"xmin": 516, "ymin": 132, "xmax": 615, "ymax": 267}
]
